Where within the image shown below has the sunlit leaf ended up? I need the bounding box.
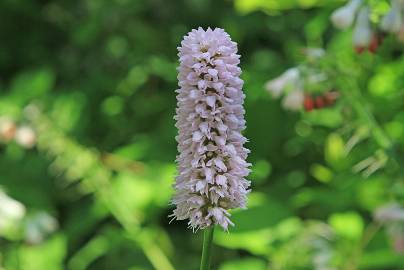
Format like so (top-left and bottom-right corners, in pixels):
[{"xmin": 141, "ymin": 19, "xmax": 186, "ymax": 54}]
[
  {"xmin": 229, "ymin": 199, "xmax": 292, "ymax": 232},
  {"xmin": 325, "ymin": 132, "xmax": 347, "ymax": 170},
  {"xmin": 328, "ymin": 212, "xmax": 364, "ymax": 240},
  {"xmin": 310, "ymin": 163, "xmax": 333, "ymax": 183},
  {"xmin": 219, "ymin": 258, "xmax": 267, "ymax": 270},
  {"xmin": 9, "ymin": 69, "xmax": 55, "ymax": 104},
  {"xmin": 16, "ymin": 235, "xmax": 66, "ymax": 270},
  {"xmin": 304, "ymin": 109, "xmax": 343, "ymax": 128}
]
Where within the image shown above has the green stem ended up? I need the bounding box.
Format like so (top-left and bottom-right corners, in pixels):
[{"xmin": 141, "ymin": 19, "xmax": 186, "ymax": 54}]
[
  {"xmin": 200, "ymin": 226, "xmax": 215, "ymax": 270},
  {"xmin": 140, "ymin": 237, "xmax": 175, "ymax": 270}
]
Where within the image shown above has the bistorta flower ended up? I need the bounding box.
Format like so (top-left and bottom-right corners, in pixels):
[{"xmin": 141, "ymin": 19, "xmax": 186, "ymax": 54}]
[
  {"xmin": 353, "ymin": 7, "xmax": 372, "ymax": 53},
  {"xmin": 282, "ymin": 89, "xmax": 304, "ymax": 111},
  {"xmin": 265, "ymin": 68, "xmax": 300, "ymax": 98},
  {"xmin": 171, "ymin": 28, "xmax": 251, "ymax": 231},
  {"xmin": 381, "ymin": 0, "xmax": 403, "ymax": 33},
  {"xmin": 331, "ymin": 0, "xmax": 362, "ymax": 29}
]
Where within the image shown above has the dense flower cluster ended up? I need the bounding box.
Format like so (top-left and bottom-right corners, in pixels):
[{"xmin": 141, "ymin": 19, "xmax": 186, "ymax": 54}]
[
  {"xmin": 171, "ymin": 28, "xmax": 251, "ymax": 231},
  {"xmin": 330, "ymin": 0, "xmax": 404, "ymax": 53}
]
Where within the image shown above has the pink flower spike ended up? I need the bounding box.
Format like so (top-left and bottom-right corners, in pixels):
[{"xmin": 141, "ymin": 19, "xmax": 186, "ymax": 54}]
[{"xmin": 171, "ymin": 27, "xmax": 251, "ymax": 231}]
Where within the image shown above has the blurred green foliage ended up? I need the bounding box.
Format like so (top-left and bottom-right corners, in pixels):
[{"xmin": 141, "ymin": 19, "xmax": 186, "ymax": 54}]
[{"xmin": 1, "ymin": 0, "xmax": 404, "ymax": 269}]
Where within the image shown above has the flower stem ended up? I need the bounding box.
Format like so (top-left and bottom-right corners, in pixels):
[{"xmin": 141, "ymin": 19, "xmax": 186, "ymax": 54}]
[{"xmin": 200, "ymin": 226, "xmax": 215, "ymax": 270}]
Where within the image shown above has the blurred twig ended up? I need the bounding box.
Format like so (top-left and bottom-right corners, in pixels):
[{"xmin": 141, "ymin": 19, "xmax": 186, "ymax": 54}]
[
  {"xmin": 26, "ymin": 107, "xmax": 175, "ymax": 270},
  {"xmin": 100, "ymin": 152, "xmax": 145, "ymax": 174}
]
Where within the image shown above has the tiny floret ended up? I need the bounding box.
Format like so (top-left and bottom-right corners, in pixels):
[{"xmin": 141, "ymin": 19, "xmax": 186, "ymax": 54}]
[{"xmin": 171, "ymin": 27, "xmax": 251, "ymax": 231}]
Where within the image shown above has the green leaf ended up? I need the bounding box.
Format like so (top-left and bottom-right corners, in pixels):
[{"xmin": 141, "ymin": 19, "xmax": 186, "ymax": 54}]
[
  {"xmin": 214, "ymin": 228, "xmax": 273, "ymax": 255},
  {"xmin": 9, "ymin": 69, "xmax": 55, "ymax": 104},
  {"xmin": 51, "ymin": 92, "xmax": 86, "ymax": 131},
  {"xmin": 214, "ymin": 199, "xmax": 291, "ymax": 254},
  {"xmin": 250, "ymin": 159, "xmax": 272, "ymax": 184},
  {"xmin": 325, "ymin": 133, "xmax": 347, "ymax": 170},
  {"xmin": 310, "ymin": 163, "xmax": 333, "ymax": 183},
  {"xmin": 214, "ymin": 218, "xmax": 303, "ymax": 256},
  {"xmin": 233, "ymin": 0, "xmax": 336, "ymax": 14},
  {"xmin": 17, "ymin": 234, "xmax": 66, "ymax": 270},
  {"xmin": 114, "ymin": 137, "xmax": 151, "ymax": 160},
  {"xmin": 369, "ymin": 61, "xmax": 404, "ymax": 97},
  {"xmin": 219, "ymin": 258, "xmax": 267, "ymax": 270},
  {"xmin": 304, "ymin": 109, "xmax": 343, "ymax": 128},
  {"xmin": 229, "ymin": 199, "xmax": 292, "ymax": 233},
  {"xmin": 356, "ymin": 176, "xmax": 388, "ymax": 211},
  {"xmin": 328, "ymin": 212, "xmax": 364, "ymax": 240},
  {"xmin": 360, "ymin": 249, "xmax": 404, "ymax": 269},
  {"xmin": 148, "ymin": 56, "xmax": 176, "ymax": 82},
  {"xmin": 68, "ymin": 234, "xmax": 110, "ymax": 270}
]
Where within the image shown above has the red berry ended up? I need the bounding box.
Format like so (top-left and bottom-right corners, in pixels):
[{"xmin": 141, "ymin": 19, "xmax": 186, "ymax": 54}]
[{"xmin": 304, "ymin": 96, "xmax": 314, "ymax": 112}]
